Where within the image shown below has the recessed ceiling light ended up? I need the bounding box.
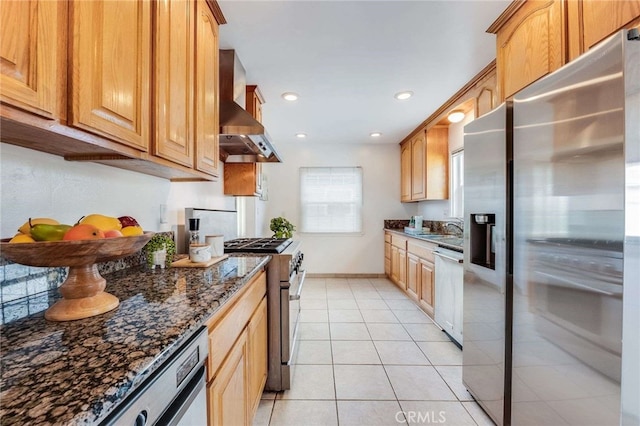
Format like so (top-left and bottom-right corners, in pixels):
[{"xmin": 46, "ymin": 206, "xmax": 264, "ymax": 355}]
[
  {"xmin": 447, "ymin": 110, "xmax": 465, "ymax": 123},
  {"xmin": 394, "ymin": 91, "xmax": 413, "ymax": 100},
  {"xmin": 295, "ymin": 133, "xmax": 307, "ymax": 138},
  {"xmin": 370, "ymin": 132, "xmax": 382, "ymax": 137},
  {"xmin": 282, "ymin": 92, "xmax": 299, "ymax": 101}
]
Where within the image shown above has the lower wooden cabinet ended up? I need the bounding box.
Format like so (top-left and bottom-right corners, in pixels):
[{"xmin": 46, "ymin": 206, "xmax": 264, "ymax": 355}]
[
  {"xmin": 206, "ymin": 270, "xmax": 267, "ymax": 426},
  {"xmin": 247, "ymin": 297, "xmax": 268, "ymax": 417},
  {"xmin": 386, "ymin": 232, "xmax": 438, "ymax": 318},
  {"xmin": 208, "ymin": 330, "xmax": 249, "ymax": 426},
  {"xmin": 384, "ymin": 232, "xmax": 391, "ymax": 276}
]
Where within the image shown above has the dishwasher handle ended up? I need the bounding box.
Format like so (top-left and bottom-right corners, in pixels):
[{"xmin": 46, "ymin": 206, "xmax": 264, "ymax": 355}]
[{"xmin": 434, "ymin": 251, "xmax": 464, "ymax": 263}]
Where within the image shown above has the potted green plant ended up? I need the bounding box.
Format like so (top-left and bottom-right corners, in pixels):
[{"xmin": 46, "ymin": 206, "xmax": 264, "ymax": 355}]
[
  {"xmin": 144, "ymin": 233, "xmax": 176, "ymax": 269},
  {"xmin": 270, "ymin": 217, "xmax": 296, "ymax": 238}
]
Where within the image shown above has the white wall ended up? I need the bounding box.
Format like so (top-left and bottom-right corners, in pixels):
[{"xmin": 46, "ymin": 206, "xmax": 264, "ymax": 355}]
[
  {"xmin": 261, "ymin": 141, "xmax": 416, "ymax": 274},
  {"xmin": 0, "ymin": 143, "xmax": 233, "ymax": 238},
  {"xmin": 416, "ymin": 111, "xmax": 474, "ymax": 221}
]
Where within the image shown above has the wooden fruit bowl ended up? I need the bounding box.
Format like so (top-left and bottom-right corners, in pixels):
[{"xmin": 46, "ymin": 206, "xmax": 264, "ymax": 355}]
[{"xmin": 0, "ymin": 232, "xmax": 153, "ymax": 321}]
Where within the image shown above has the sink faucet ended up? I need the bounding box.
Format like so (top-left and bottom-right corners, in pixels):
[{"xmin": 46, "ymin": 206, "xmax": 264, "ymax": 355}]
[{"xmin": 444, "ymin": 220, "xmax": 463, "ymax": 235}]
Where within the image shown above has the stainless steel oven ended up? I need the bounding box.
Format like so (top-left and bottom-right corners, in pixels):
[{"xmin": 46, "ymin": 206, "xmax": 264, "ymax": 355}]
[{"xmin": 224, "ymin": 238, "xmax": 305, "ymax": 391}]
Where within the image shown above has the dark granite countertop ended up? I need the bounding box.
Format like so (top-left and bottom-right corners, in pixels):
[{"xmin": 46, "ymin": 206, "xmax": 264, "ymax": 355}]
[
  {"xmin": 384, "ymin": 228, "xmax": 463, "ymax": 252},
  {"xmin": 0, "ymin": 255, "xmax": 270, "ymax": 425}
]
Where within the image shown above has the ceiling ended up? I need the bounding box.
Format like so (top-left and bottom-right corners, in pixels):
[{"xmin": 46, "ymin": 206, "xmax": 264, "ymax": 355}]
[{"xmin": 217, "ymin": 0, "xmax": 510, "ymax": 146}]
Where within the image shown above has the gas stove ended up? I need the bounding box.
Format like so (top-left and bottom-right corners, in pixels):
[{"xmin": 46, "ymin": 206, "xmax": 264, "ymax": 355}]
[{"xmin": 224, "ymin": 237, "xmax": 293, "ymax": 254}]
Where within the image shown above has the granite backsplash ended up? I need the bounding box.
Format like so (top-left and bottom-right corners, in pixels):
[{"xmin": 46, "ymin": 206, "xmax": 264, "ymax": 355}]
[
  {"xmin": 384, "ymin": 219, "xmax": 463, "ymax": 236},
  {"xmin": 0, "ymin": 232, "xmax": 174, "ymax": 324}
]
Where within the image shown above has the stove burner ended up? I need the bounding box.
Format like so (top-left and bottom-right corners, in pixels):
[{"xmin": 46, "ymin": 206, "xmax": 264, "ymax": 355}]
[{"xmin": 224, "ymin": 238, "xmax": 293, "ymax": 254}]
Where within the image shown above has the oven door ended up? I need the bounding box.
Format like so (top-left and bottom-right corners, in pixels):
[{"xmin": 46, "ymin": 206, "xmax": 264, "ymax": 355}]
[{"xmin": 281, "ymin": 268, "xmax": 306, "ymax": 373}]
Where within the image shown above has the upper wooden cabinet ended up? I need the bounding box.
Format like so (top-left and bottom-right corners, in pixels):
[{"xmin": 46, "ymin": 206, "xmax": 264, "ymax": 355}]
[
  {"xmin": 568, "ymin": 1, "xmax": 640, "ymax": 60},
  {"xmin": 1, "ymin": 0, "xmax": 226, "ymax": 181},
  {"xmin": 489, "ymin": 0, "xmax": 640, "ymax": 101},
  {"xmin": 400, "ymin": 125, "xmax": 449, "ymax": 202},
  {"xmin": 488, "ymin": 0, "xmax": 566, "ymax": 100},
  {"xmin": 246, "ymin": 85, "xmax": 264, "ymax": 123},
  {"xmin": 0, "ymin": 0, "xmax": 65, "ymax": 119},
  {"xmin": 195, "ymin": 0, "xmax": 221, "ymax": 177},
  {"xmin": 411, "ymin": 131, "xmax": 426, "ymax": 200},
  {"xmin": 70, "ymin": 0, "xmax": 150, "ymax": 151},
  {"xmin": 154, "ymin": 0, "xmax": 195, "ymax": 167},
  {"xmin": 400, "ymin": 141, "xmax": 412, "ymax": 202}
]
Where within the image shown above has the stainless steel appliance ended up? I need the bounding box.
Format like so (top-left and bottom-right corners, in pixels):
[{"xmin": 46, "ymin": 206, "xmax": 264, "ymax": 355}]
[
  {"xmin": 224, "ymin": 237, "xmax": 305, "ymax": 391},
  {"xmin": 463, "ymin": 30, "xmax": 639, "ymax": 426},
  {"xmin": 100, "ymin": 327, "xmax": 209, "ymax": 425},
  {"xmin": 434, "ymin": 247, "xmax": 464, "ymax": 347}
]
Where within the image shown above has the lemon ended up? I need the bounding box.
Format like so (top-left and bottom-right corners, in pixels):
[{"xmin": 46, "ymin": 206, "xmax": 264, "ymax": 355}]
[
  {"xmin": 121, "ymin": 226, "xmax": 144, "ymax": 236},
  {"xmin": 9, "ymin": 233, "xmax": 36, "ymax": 243}
]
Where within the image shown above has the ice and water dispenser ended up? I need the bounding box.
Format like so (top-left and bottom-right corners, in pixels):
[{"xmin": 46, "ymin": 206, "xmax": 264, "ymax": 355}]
[{"xmin": 469, "ymin": 214, "xmax": 495, "ymax": 270}]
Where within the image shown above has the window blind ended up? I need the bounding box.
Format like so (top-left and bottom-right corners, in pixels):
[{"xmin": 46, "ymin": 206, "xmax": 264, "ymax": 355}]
[{"xmin": 300, "ymin": 167, "xmax": 363, "ymax": 233}]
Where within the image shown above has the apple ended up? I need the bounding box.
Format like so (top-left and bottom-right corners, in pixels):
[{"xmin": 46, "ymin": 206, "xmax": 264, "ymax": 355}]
[
  {"xmin": 118, "ymin": 216, "xmax": 140, "ymax": 228},
  {"xmin": 104, "ymin": 229, "xmax": 124, "ymax": 238},
  {"xmin": 63, "ymin": 224, "xmax": 105, "ymax": 240}
]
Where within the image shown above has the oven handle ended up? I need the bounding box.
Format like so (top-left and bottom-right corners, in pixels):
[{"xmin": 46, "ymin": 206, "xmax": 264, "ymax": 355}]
[
  {"xmin": 290, "ymin": 270, "xmax": 306, "ymax": 301},
  {"xmin": 535, "ymin": 271, "xmax": 621, "ymax": 296}
]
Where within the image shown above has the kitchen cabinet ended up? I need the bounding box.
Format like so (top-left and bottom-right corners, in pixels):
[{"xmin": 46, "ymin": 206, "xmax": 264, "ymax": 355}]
[
  {"xmin": 70, "ymin": 0, "xmax": 150, "ymax": 151},
  {"xmin": 1, "ymin": 0, "xmax": 225, "ymax": 181},
  {"xmin": 0, "ymin": 0, "xmax": 65, "ymax": 120},
  {"xmin": 224, "ymin": 163, "xmax": 263, "ymax": 196},
  {"xmin": 206, "ymin": 270, "xmax": 267, "ymax": 426},
  {"xmin": 425, "ymin": 126, "xmax": 449, "ymax": 200},
  {"xmin": 411, "ymin": 132, "xmax": 427, "ymax": 200},
  {"xmin": 384, "ymin": 232, "xmax": 391, "ymax": 276},
  {"xmin": 390, "ymin": 234, "xmax": 408, "ymax": 290},
  {"xmin": 208, "ymin": 330, "xmax": 249, "ymax": 426},
  {"xmin": 489, "ymin": 0, "xmax": 639, "ymax": 101},
  {"xmin": 246, "ymin": 85, "xmax": 264, "ymax": 123},
  {"xmin": 400, "ymin": 141, "xmax": 412, "ymax": 202},
  {"xmin": 194, "ymin": 0, "xmax": 221, "ymax": 177},
  {"xmin": 154, "ymin": 0, "xmax": 195, "ymax": 167},
  {"xmin": 400, "ymin": 126, "xmax": 449, "ymax": 202},
  {"xmin": 568, "ymin": 1, "xmax": 640, "ymax": 60},
  {"xmin": 407, "ymin": 239, "xmax": 437, "ymax": 318},
  {"xmin": 488, "ymin": 0, "xmax": 566, "ymax": 101}
]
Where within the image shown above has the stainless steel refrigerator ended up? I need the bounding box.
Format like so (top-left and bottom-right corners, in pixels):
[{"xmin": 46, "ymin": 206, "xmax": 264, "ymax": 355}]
[{"xmin": 462, "ymin": 29, "xmax": 639, "ymax": 425}]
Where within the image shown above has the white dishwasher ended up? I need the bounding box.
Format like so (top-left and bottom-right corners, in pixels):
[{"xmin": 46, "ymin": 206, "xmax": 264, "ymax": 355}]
[{"xmin": 434, "ymin": 247, "xmax": 464, "ymax": 347}]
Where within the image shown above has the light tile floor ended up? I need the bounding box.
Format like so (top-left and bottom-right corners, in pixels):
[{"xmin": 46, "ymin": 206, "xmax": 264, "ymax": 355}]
[{"xmin": 253, "ymin": 277, "xmax": 496, "ymax": 426}]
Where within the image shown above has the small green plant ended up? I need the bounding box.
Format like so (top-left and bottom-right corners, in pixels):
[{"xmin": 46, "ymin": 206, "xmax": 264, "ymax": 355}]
[
  {"xmin": 270, "ymin": 217, "xmax": 296, "ymax": 238},
  {"xmin": 144, "ymin": 233, "xmax": 176, "ymax": 268}
]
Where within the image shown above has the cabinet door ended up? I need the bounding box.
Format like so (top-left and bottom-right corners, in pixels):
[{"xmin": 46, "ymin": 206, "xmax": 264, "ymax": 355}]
[
  {"xmin": 493, "ymin": 0, "xmax": 565, "ymax": 100},
  {"xmin": 411, "ymin": 132, "xmax": 426, "ymax": 200},
  {"xmin": 425, "ymin": 126, "xmax": 449, "ymax": 200},
  {"xmin": 406, "ymin": 253, "xmax": 420, "ymax": 301},
  {"xmin": 419, "ymin": 259, "xmax": 435, "ymax": 318},
  {"xmin": 154, "ymin": 0, "xmax": 195, "ymax": 167},
  {"xmin": 398, "ymin": 249, "xmax": 407, "ymax": 291},
  {"xmin": 248, "ymin": 297, "xmax": 268, "ymax": 418},
  {"xmin": 390, "ymin": 245, "xmax": 400, "ymax": 284},
  {"xmin": 224, "ymin": 163, "xmax": 261, "ymax": 196},
  {"xmin": 574, "ymin": 1, "xmax": 640, "ymax": 58},
  {"xmin": 70, "ymin": 0, "xmax": 150, "ymax": 150},
  {"xmin": 400, "ymin": 141, "xmax": 412, "ymax": 202},
  {"xmin": 1, "ymin": 0, "xmax": 64, "ymax": 119},
  {"xmin": 194, "ymin": 0, "xmax": 220, "ymax": 176},
  {"xmin": 208, "ymin": 330, "xmax": 249, "ymax": 426}
]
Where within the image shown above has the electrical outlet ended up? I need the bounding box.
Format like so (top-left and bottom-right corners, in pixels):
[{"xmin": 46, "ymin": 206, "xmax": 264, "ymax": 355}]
[{"xmin": 160, "ymin": 204, "xmax": 168, "ymax": 224}]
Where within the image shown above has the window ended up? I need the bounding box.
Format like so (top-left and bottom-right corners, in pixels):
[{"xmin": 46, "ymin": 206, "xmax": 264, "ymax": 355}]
[
  {"xmin": 450, "ymin": 150, "xmax": 464, "ymax": 218},
  {"xmin": 300, "ymin": 167, "xmax": 363, "ymax": 233}
]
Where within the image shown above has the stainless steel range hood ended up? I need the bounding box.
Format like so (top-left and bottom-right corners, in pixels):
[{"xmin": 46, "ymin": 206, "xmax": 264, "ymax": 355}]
[{"xmin": 219, "ymin": 50, "xmax": 282, "ymax": 163}]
